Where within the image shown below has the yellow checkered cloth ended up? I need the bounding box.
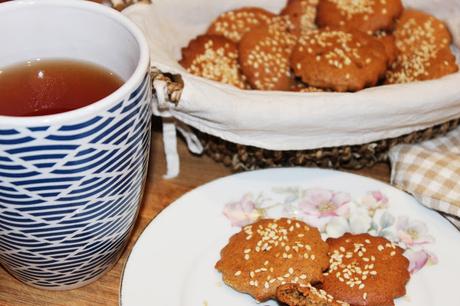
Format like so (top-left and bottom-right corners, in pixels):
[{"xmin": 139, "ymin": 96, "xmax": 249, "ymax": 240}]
[{"xmin": 389, "ymin": 127, "xmax": 460, "ymax": 229}]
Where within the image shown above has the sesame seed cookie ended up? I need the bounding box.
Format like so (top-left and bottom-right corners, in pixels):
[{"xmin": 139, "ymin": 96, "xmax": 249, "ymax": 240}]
[
  {"xmin": 385, "ymin": 9, "xmax": 458, "ymax": 84},
  {"xmin": 385, "ymin": 47, "xmax": 458, "ymax": 84},
  {"xmin": 393, "ymin": 9, "xmax": 452, "ymax": 56},
  {"xmin": 375, "ymin": 31, "xmax": 398, "ymax": 65},
  {"xmin": 290, "ymin": 29, "xmax": 389, "ymax": 92},
  {"xmin": 206, "ymin": 7, "xmax": 275, "ymax": 43},
  {"xmin": 215, "ymin": 218, "xmax": 329, "ymax": 302},
  {"xmin": 316, "ymin": 0, "xmax": 404, "ymax": 33},
  {"xmin": 179, "ymin": 34, "xmax": 248, "ymax": 89},
  {"xmin": 277, "ymin": 283, "xmax": 350, "ymax": 306},
  {"xmin": 322, "ymin": 233, "xmax": 410, "ymax": 306},
  {"xmin": 280, "ymin": 0, "xmax": 319, "ymax": 37},
  {"xmin": 239, "ymin": 16, "xmax": 297, "ymax": 91}
]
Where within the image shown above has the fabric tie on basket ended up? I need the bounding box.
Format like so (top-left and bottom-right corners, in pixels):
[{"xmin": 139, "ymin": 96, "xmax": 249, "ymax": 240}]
[{"xmin": 389, "ymin": 127, "xmax": 460, "ymax": 230}]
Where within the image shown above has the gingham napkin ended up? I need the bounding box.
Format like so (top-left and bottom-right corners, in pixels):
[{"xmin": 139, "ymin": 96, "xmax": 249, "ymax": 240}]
[{"xmin": 389, "ymin": 127, "xmax": 460, "ymax": 230}]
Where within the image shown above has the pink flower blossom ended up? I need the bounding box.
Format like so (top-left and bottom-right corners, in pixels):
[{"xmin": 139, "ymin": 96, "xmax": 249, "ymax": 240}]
[
  {"xmin": 223, "ymin": 194, "xmax": 262, "ymax": 227},
  {"xmin": 397, "ymin": 217, "xmax": 434, "ymax": 246},
  {"xmin": 361, "ymin": 191, "xmax": 389, "ymax": 213},
  {"xmin": 299, "ymin": 188, "xmax": 351, "ymax": 218},
  {"xmin": 405, "ymin": 249, "xmax": 438, "ymax": 274}
]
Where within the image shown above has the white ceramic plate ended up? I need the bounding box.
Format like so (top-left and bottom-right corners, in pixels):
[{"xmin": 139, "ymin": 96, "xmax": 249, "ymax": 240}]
[{"xmin": 120, "ymin": 168, "xmax": 460, "ymax": 306}]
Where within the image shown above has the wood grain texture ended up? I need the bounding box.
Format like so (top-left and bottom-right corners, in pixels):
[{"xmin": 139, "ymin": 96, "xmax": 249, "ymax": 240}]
[{"xmin": 0, "ymin": 120, "xmax": 390, "ymax": 306}]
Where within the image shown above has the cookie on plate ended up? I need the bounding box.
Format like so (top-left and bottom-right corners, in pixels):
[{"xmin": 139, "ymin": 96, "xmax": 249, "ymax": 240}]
[
  {"xmin": 239, "ymin": 16, "xmax": 297, "ymax": 90},
  {"xmin": 277, "ymin": 283, "xmax": 350, "ymax": 306},
  {"xmin": 322, "ymin": 233, "xmax": 410, "ymax": 306},
  {"xmin": 215, "ymin": 218, "xmax": 329, "ymax": 302},
  {"xmin": 280, "ymin": 0, "xmax": 319, "ymax": 37},
  {"xmin": 179, "ymin": 34, "xmax": 248, "ymax": 89},
  {"xmin": 316, "ymin": 0, "xmax": 403, "ymax": 33},
  {"xmin": 207, "ymin": 7, "xmax": 275, "ymax": 43},
  {"xmin": 386, "ymin": 9, "xmax": 458, "ymax": 84},
  {"xmin": 291, "ymin": 29, "xmax": 388, "ymax": 92}
]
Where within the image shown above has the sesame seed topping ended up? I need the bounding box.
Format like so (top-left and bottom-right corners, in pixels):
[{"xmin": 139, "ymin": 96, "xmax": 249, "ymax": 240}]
[
  {"xmin": 183, "ymin": 37, "xmax": 247, "ymax": 89},
  {"xmin": 295, "ymin": 28, "xmax": 381, "ymax": 76},
  {"xmin": 208, "ymin": 8, "xmax": 273, "ymax": 42},
  {"xmin": 220, "ymin": 218, "xmax": 328, "ymax": 293},
  {"xmin": 330, "ymin": 0, "xmax": 374, "ymax": 16},
  {"xmin": 242, "ymin": 16, "xmax": 296, "ymax": 90},
  {"xmin": 386, "ymin": 11, "xmax": 456, "ymax": 84}
]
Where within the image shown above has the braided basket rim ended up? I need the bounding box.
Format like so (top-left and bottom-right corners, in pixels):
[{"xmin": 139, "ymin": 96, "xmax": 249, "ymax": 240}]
[{"xmin": 195, "ymin": 119, "xmax": 459, "ymax": 171}]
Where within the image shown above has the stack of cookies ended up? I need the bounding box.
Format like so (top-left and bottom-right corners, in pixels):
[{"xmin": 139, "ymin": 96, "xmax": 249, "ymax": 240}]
[
  {"xmin": 179, "ymin": 0, "xmax": 458, "ymax": 92},
  {"xmin": 215, "ymin": 218, "xmax": 411, "ymax": 305}
]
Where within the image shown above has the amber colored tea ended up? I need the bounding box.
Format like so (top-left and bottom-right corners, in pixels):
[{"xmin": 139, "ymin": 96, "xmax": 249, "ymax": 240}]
[{"xmin": 0, "ymin": 59, "xmax": 124, "ymax": 116}]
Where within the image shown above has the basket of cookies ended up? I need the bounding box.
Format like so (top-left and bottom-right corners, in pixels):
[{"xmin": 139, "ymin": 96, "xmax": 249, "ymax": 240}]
[{"xmin": 124, "ymin": 0, "xmax": 460, "ymax": 174}]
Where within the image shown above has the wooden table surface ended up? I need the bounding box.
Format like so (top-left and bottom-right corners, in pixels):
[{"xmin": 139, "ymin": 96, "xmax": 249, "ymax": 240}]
[{"xmin": 0, "ymin": 120, "xmax": 391, "ymax": 306}]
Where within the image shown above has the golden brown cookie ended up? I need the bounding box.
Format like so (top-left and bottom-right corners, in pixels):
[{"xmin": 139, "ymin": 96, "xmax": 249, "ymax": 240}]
[
  {"xmin": 385, "ymin": 47, "xmax": 458, "ymax": 84},
  {"xmin": 386, "ymin": 10, "xmax": 458, "ymax": 84},
  {"xmin": 239, "ymin": 16, "xmax": 297, "ymax": 91},
  {"xmin": 290, "ymin": 29, "xmax": 389, "ymax": 92},
  {"xmin": 375, "ymin": 31, "xmax": 398, "ymax": 65},
  {"xmin": 322, "ymin": 233, "xmax": 410, "ymax": 306},
  {"xmin": 215, "ymin": 218, "xmax": 329, "ymax": 302},
  {"xmin": 316, "ymin": 0, "xmax": 403, "ymax": 33},
  {"xmin": 206, "ymin": 7, "xmax": 275, "ymax": 43},
  {"xmin": 179, "ymin": 34, "xmax": 248, "ymax": 89},
  {"xmin": 277, "ymin": 283, "xmax": 350, "ymax": 306},
  {"xmin": 393, "ymin": 9, "xmax": 452, "ymax": 55},
  {"xmin": 280, "ymin": 0, "xmax": 319, "ymax": 37}
]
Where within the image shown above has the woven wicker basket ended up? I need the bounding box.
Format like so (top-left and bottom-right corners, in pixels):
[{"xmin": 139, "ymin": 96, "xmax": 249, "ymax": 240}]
[
  {"xmin": 120, "ymin": 1, "xmax": 459, "ymax": 172},
  {"xmin": 150, "ymin": 68, "xmax": 460, "ymax": 172}
]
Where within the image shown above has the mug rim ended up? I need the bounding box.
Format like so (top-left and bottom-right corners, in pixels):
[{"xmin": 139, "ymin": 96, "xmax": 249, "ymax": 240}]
[{"xmin": 0, "ymin": 0, "xmax": 150, "ymax": 126}]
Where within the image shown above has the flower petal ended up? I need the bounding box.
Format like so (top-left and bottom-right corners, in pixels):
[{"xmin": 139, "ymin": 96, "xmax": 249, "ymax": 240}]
[
  {"xmin": 326, "ymin": 217, "xmax": 349, "ymax": 238},
  {"xmin": 331, "ymin": 192, "xmax": 352, "ymax": 207},
  {"xmin": 380, "ymin": 211, "xmax": 396, "ymax": 229},
  {"xmin": 405, "ymin": 249, "xmax": 430, "ymax": 274},
  {"xmin": 223, "ymin": 194, "xmax": 260, "ymax": 227},
  {"xmin": 305, "ymin": 188, "xmax": 333, "ymax": 202}
]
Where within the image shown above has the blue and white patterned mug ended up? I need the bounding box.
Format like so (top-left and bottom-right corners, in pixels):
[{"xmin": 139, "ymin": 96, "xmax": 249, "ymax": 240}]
[{"xmin": 0, "ymin": 0, "xmax": 151, "ymax": 289}]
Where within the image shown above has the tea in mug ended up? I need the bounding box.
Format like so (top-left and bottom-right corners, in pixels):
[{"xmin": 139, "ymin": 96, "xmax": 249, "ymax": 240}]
[{"xmin": 0, "ymin": 59, "xmax": 124, "ymax": 116}]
